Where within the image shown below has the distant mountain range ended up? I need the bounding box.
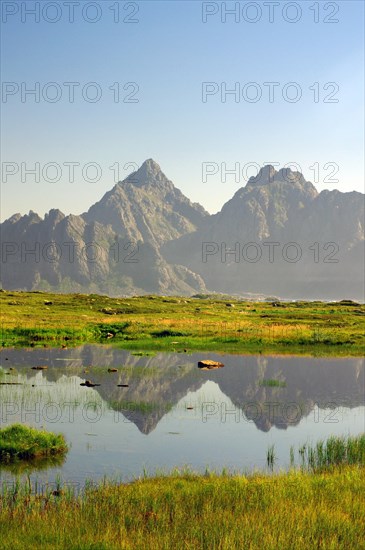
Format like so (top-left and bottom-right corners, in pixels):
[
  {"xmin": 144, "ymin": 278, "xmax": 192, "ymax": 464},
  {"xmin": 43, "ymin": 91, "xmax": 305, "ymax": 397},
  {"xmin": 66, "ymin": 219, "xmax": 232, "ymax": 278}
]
[{"xmin": 1, "ymin": 159, "xmax": 364, "ymax": 300}]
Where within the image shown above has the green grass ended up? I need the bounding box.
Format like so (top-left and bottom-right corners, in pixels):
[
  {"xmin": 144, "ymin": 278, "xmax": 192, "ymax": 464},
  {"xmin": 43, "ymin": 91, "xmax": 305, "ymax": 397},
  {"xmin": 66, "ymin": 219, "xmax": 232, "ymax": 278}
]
[
  {"xmin": 298, "ymin": 434, "xmax": 365, "ymax": 471},
  {"xmin": 259, "ymin": 379, "xmax": 287, "ymax": 387},
  {"xmin": 1, "ymin": 290, "xmax": 364, "ymax": 356},
  {"xmin": 0, "ymin": 466, "xmax": 364, "ymax": 549},
  {"xmin": 0, "ymin": 434, "xmax": 364, "ymax": 548},
  {"xmin": 110, "ymin": 400, "xmax": 173, "ymax": 414},
  {"xmin": 267, "ymin": 434, "xmax": 365, "ymax": 473},
  {"xmin": 0, "ymin": 424, "xmax": 68, "ymax": 462},
  {"xmin": 266, "ymin": 444, "xmax": 276, "ymax": 470}
]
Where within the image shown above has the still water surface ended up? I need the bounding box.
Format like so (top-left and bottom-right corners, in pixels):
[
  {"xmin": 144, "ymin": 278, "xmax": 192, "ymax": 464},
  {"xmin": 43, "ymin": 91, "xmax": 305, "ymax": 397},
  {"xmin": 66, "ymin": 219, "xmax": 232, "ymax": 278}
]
[{"xmin": 0, "ymin": 346, "xmax": 364, "ymax": 484}]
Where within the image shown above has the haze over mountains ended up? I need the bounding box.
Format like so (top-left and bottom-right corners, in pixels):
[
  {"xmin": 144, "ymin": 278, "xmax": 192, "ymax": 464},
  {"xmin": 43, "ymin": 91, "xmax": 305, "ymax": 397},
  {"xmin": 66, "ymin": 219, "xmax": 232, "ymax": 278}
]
[{"xmin": 1, "ymin": 159, "xmax": 364, "ymax": 300}]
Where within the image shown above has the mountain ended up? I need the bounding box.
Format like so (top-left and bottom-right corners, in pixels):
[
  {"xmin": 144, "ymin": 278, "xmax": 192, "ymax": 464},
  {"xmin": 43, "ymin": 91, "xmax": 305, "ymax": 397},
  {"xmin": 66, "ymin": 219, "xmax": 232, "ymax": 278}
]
[
  {"xmin": 0, "ymin": 209, "xmax": 116, "ymax": 291},
  {"xmin": 163, "ymin": 166, "xmax": 364, "ymax": 300},
  {"xmin": 0, "ymin": 160, "xmax": 207, "ymax": 295},
  {"xmin": 84, "ymin": 159, "xmax": 208, "ymax": 246},
  {"xmin": 1, "ymin": 161, "xmax": 364, "ymax": 299}
]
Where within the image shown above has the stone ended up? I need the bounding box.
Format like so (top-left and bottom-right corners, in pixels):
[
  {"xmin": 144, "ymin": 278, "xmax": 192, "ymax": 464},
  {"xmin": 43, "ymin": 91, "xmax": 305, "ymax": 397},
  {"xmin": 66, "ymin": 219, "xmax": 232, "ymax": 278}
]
[
  {"xmin": 198, "ymin": 360, "xmax": 224, "ymax": 369},
  {"xmin": 80, "ymin": 380, "xmax": 100, "ymax": 387}
]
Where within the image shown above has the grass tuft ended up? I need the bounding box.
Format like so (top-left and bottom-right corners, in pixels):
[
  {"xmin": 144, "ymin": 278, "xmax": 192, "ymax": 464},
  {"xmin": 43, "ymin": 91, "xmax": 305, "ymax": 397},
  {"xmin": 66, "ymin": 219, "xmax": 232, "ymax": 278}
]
[{"xmin": 0, "ymin": 424, "xmax": 68, "ymax": 462}]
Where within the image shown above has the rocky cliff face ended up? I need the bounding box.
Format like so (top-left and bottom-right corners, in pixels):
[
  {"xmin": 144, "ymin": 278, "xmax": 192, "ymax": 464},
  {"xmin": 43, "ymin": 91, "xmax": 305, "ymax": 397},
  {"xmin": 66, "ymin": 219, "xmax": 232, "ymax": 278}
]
[
  {"xmin": 1, "ymin": 161, "xmax": 364, "ymax": 299},
  {"xmin": 84, "ymin": 159, "xmax": 208, "ymax": 246},
  {"xmin": 0, "ymin": 160, "xmax": 207, "ymax": 295},
  {"xmin": 163, "ymin": 166, "xmax": 364, "ymax": 300}
]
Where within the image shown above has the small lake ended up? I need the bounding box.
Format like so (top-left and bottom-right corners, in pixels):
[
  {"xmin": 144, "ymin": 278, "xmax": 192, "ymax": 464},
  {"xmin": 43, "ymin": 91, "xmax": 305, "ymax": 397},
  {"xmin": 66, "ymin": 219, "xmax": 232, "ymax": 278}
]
[{"xmin": 0, "ymin": 346, "xmax": 364, "ymax": 486}]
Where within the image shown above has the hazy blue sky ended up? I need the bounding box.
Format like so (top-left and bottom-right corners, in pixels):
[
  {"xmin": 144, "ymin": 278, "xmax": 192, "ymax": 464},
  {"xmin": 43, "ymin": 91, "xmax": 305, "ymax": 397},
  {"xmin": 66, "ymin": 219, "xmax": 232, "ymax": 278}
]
[{"xmin": 1, "ymin": 0, "xmax": 364, "ymax": 220}]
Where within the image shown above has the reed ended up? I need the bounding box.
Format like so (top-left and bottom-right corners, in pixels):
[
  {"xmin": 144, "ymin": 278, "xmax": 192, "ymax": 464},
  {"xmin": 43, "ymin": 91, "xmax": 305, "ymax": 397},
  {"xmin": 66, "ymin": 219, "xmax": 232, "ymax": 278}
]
[{"xmin": 296, "ymin": 434, "xmax": 365, "ymax": 471}]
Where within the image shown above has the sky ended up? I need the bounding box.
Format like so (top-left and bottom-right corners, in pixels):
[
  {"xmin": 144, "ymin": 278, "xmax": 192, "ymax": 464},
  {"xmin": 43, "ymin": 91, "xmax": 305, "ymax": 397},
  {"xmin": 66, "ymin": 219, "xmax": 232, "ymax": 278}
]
[{"xmin": 1, "ymin": 0, "xmax": 364, "ymax": 221}]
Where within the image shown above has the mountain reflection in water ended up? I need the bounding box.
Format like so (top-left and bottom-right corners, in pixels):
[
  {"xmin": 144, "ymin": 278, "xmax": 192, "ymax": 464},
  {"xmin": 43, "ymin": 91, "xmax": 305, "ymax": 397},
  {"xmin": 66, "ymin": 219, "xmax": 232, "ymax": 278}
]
[{"xmin": 0, "ymin": 346, "xmax": 364, "ymax": 482}]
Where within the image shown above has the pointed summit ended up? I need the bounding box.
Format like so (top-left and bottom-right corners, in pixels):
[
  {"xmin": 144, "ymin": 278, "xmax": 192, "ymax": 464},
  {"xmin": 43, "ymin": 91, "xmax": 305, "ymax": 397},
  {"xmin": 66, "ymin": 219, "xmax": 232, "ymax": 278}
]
[
  {"xmin": 125, "ymin": 158, "xmax": 166, "ymax": 188},
  {"xmin": 143, "ymin": 158, "xmax": 161, "ymax": 172},
  {"xmin": 84, "ymin": 159, "xmax": 208, "ymax": 244}
]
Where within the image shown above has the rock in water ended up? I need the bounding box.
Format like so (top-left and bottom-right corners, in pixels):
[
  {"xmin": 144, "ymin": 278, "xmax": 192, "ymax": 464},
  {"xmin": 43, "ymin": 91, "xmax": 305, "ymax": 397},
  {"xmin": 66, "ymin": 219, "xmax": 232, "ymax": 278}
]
[
  {"xmin": 80, "ymin": 380, "xmax": 100, "ymax": 387},
  {"xmin": 198, "ymin": 360, "xmax": 224, "ymax": 370}
]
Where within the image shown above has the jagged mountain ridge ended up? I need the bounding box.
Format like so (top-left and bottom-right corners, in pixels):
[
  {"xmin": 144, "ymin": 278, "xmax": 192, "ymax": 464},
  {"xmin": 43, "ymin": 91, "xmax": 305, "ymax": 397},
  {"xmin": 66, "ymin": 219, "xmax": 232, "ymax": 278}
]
[
  {"xmin": 84, "ymin": 159, "xmax": 208, "ymax": 246},
  {"xmin": 0, "ymin": 160, "xmax": 207, "ymax": 295},
  {"xmin": 1, "ymin": 160, "xmax": 364, "ymax": 299},
  {"xmin": 163, "ymin": 165, "xmax": 364, "ymax": 300}
]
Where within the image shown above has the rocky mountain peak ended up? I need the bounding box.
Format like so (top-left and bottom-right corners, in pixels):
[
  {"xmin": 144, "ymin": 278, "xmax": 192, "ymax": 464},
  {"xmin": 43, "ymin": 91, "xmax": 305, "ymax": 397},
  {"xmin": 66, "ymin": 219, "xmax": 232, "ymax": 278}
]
[
  {"xmin": 247, "ymin": 165, "xmax": 310, "ymax": 189},
  {"xmin": 27, "ymin": 210, "xmax": 43, "ymax": 223},
  {"xmin": 247, "ymin": 164, "xmax": 276, "ymax": 186},
  {"xmin": 45, "ymin": 209, "xmax": 65, "ymax": 225},
  {"xmin": 123, "ymin": 158, "xmax": 169, "ymax": 189},
  {"xmin": 142, "ymin": 158, "xmax": 161, "ymax": 173},
  {"xmin": 84, "ymin": 159, "xmax": 208, "ymax": 243},
  {"xmin": 243, "ymin": 165, "xmax": 318, "ymax": 204},
  {"xmin": 4, "ymin": 213, "xmax": 22, "ymax": 225}
]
